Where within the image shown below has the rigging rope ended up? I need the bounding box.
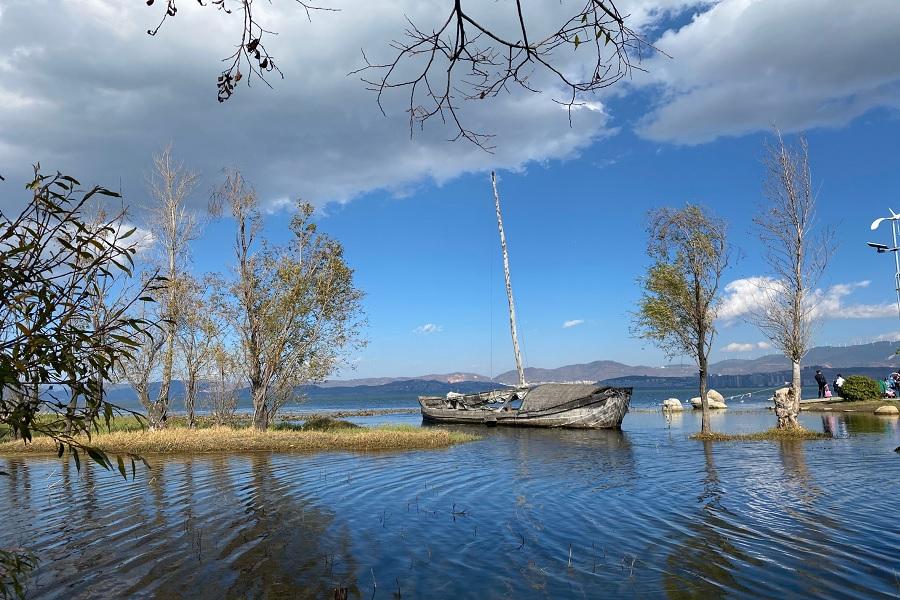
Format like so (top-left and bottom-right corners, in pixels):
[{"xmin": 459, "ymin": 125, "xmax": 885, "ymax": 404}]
[{"xmin": 719, "ymin": 383, "xmax": 791, "ymax": 402}]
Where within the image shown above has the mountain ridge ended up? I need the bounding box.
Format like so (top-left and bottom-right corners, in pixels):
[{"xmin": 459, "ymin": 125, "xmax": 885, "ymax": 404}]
[{"xmin": 329, "ymin": 340, "xmax": 900, "ymax": 386}]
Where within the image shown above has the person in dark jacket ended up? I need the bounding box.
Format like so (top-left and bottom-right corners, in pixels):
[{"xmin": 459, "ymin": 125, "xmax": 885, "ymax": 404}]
[{"xmin": 815, "ymin": 369, "xmax": 827, "ymax": 398}]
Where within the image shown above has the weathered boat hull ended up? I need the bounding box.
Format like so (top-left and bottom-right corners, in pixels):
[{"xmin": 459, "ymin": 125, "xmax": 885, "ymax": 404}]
[{"xmin": 418, "ymin": 386, "xmax": 631, "ymax": 429}]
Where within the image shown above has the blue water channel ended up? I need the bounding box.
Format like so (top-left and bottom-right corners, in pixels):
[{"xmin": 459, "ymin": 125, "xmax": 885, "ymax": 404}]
[{"xmin": 2, "ymin": 388, "xmax": 899, "ymax": 598}]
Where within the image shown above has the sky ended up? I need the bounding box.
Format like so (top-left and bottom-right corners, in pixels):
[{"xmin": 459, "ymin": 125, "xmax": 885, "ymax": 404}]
[{"xmin": 2, "ymin": 0, "xmax": 900, "ymax": 379}]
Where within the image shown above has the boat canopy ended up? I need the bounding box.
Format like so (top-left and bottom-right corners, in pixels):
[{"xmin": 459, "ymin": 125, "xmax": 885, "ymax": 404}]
[{"xmin": 520, "ymin": 384, "xmax": 602, "ymax": 412}]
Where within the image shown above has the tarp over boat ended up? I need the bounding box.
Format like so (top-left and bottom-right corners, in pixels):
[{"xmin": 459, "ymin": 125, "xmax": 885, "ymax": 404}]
[{"xmin": 519, "ymin": 384, "xmax": 602, "ymax": 412}]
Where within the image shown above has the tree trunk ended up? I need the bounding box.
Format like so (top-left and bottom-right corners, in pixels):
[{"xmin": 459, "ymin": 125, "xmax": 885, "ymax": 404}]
[
  {"xmin": 252, "ymin": 387, "xmax": 269, "ymax": 431},
  {"xmin": 186, "ymin": 371, "xmax": 197, "ymax": 428},
  {"xmin": 139, "ymin": 387, "xmax": 166, "ymax": 430},
  {"xmin": 773, "ymin": 361, "xmax": 802, "ymax": 429},
  {"xmin": 791, "ymin": 359, "xmax": 802, "ymax": 415},
  {"xmin": 155, "ymin": 308, "xmax": 175, "ymax": 429},
  {"xmin": 699, "ymin": 358, "xmax": 710, "ymax": 435}
]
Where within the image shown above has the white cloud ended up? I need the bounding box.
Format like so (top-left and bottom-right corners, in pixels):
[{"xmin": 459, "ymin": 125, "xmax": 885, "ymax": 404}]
[
  {"xmin": 636, "ymin": 0, "xmax": 900, "ymax": 143},
  {"xmin": 116, "ymin": 222, "xmax": 155, "ymax": 255},
  {"xmin": 562, "ymin": 319, "xmax": 585, "ymax": 329},
  {"xmin": 722, "ymin": 341, "xmax": 771, "ymax": 353},
  {"xmin": 413, "ymin": 323, "xmax": 442, "ymax": 335},
  {"xmin": 0, "ymin": 0, "xmax": 657, "ymax": 213},
  {"xmin": 719, "ymin": 277, "xmax": 898, "ymax": 322},
  {"xmin": 718, "ymin": 276, "xmax": 777, "ymax": 321}
]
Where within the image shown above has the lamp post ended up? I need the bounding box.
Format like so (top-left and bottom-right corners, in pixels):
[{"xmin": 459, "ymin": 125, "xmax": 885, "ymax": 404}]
[{"xmin": 869, "ymin": 209, "xmax": 900, "ymax": 320}]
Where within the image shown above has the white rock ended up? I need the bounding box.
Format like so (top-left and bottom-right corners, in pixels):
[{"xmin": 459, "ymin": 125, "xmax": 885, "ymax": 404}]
[
  {"xmin": 874, "ymin": 405, "xmax": 899, "ymax": 415},
  {"xmin": 662, "ymin": 398, "xmax": 684, "ymax": 411},
  {"xmin": 690, "ymin": 394, "xmax": 728, "ymax": 410}
]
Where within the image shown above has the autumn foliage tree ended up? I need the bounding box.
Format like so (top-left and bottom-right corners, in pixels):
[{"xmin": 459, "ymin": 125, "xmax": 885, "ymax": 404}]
[
  {"xmin": 633, "ymin": 205, "xmax": 730, "ymax": 435},
  {"xmin": 217, "ymin": 171, "xmax": 365, "ymax": 431}
]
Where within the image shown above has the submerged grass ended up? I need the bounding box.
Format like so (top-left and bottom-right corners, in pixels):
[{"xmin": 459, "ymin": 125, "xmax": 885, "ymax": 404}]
[
  {"xmin": 0, "ymin": 425, "xmax": 478, "ymax": 455},
  {"xmin": 692, "ymin": 428, "xmax": 830, "ymax": 442}
]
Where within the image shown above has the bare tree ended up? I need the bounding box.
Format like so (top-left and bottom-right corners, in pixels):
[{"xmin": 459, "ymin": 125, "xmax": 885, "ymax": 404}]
[
  {"xmin": 205, "ymin": 342, "xmax": 241, "ymax": 425},
  {"xmin": 145, "ymin": 145, "xmax": 200, "ymax": 428},
  {"xmin": 633, "ymin": 205, "xmax": 730, "ymax": 435},
  {"xmin": 118, "ymin": 316, "xmax": 165, "ymax": 428},
  {"xmin": 358, "ymin": 2, "xmax": 655, "ymax": 149},
  {"xmin": 143, "ymin": 1, "xmax": 655, "ymax": 148},
  {"xmin": 217, "ymin": 171, "xmax": 365, "ymax": 430},
  {"xmin": 752, "ymin": 130, "xmax": 831, "ymax": 429},
  {"xmin": 175, "ymin": 274, "xmax": 220, "ymax": 428}
]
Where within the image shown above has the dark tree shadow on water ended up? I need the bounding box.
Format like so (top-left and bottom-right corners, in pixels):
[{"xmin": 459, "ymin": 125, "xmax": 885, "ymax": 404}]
[
  {"xmin": 662, "ymin": 442, "xmax": 761, "ymax": 599},
  {"xmin": 117, "ymin": 454, "xmax": 361, "ymax": 599}
]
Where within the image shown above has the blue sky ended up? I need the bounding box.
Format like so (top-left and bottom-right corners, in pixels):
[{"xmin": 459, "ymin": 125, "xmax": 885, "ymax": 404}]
[
  {"xmin": 3, "ymin": 0, "xmax": 900, "ymax": 378},
  {"xmin": 305, "ymin": 114, "xmax": 900, "ymax": 378}
]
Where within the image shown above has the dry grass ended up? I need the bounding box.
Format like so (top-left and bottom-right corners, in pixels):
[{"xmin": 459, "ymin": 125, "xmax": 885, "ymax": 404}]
[
  {"xmin": 0, "ymin": 425, "xmax": 478, "ymax": 456},
  {"xmin": 692, "ymin": 428, "xmax": 830, "ymax": 442}
]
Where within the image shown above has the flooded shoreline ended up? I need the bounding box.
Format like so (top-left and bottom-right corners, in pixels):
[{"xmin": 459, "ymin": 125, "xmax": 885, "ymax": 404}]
[{"xmin": 2, "ymin": 403, "xmax": 899, "ymax": 598}]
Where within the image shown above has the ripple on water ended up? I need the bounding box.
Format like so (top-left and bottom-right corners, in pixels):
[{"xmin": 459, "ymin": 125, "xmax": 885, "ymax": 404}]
[{"xmin": 1, "ymin": 409, "xmax": 900, "ymax": 598}]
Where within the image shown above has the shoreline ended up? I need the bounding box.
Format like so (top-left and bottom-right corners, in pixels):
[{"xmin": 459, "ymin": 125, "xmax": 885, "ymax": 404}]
[
  {"xmin": 801, "ymin": 399, "xmax": 900, "ymax": 413},
  {"xmin": 0, "ymin": 425, "xmax": 478, "ymax": 457}
]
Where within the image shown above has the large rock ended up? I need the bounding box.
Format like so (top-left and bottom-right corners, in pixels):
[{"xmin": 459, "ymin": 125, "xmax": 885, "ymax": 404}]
[
  {"xmin": 662, "ymin": 398, "xmax": 684, "ymax": 412},
  {"xmin": 874, "ymin": 405, "xmax": 900, "ymax": 415},
  {"xmin": 690, "ymin": 390, "xmax": 727, "ymax": 410}
]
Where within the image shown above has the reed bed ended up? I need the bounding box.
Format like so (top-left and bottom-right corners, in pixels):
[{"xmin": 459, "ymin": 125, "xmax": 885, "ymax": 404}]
[{"xmin": 0, "ymin": 425, "xmax": 478, "ymax": 455}]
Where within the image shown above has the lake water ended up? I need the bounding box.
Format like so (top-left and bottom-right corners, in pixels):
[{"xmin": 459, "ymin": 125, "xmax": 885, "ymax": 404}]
[{"xmin": 2, "ymin": 388, "xmax": 900, "ymax": 598}]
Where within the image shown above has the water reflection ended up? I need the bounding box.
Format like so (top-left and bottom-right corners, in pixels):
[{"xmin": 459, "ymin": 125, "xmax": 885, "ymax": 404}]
[
  {"xmin": 663, "ymin": 442, "xmax": 759, "ymax": 599},
  {"xmin": 2, "ymin": 408, "xmax": 900, "ymax": 598}
]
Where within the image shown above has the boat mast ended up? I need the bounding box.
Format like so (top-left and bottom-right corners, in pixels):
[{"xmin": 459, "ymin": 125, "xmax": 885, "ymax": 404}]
[{"xmin": 491, "ymin": 171, "xmax": 526, "ymax": 388}]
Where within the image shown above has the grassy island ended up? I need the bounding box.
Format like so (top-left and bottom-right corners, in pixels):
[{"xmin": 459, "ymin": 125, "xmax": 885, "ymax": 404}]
[
  {"xmin": 692, "ymin": 428, "xmax": 830, "ymax": 442},
  {"xmin": 0, "ymin": 420, "xmax": 478, "ymax": 456}
]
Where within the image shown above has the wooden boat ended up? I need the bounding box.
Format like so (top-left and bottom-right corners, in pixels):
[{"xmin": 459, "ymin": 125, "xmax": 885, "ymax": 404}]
[
  {"xmin": 417, "ymin": 172, "xmax": 630, "ymax": 430},
  {"xmin": 419, "ymin": 383, "xmax": 631, "ymax": 429}
]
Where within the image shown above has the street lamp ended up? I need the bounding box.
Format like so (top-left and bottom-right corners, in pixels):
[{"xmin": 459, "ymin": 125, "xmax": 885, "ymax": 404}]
[{"xmin": 869, "ymin": 209, "xmax": 900, "ymax": 320}]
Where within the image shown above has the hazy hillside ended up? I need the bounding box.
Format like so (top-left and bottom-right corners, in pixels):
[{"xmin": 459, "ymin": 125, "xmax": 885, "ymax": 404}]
[
  {"xmin": 318, "ymin": 372, "xmax": 492, "ymax": 387},
  {"xmin": 66, "ymin": 341, "xmax": 900, "ymax": 413},
  {"xmin": 490, "ymin": 341, "xmax": 900, "ymax": 383},
  {"xmin": 493, "ymin": 361, "xmax": 695, "ymax": 385}
]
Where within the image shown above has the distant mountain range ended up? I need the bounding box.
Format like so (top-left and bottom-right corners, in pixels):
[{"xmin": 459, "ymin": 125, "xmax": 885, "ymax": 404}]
[
  {"xmin": 327, "ymin": 340, "xmax": 900, "ymax": 386},
  {"xmin": 56, "ymin": 340, "xmax": 900, "ymax": 412},
  {"xmin": 315, "ymin": 372, "xmax": 491, "ymax": 387}
]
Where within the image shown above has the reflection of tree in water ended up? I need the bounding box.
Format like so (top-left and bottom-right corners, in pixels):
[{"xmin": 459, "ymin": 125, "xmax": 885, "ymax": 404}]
[
  {"xmin": 122, "ymin": 454, "xmax": 359, "ymax": 599},
  {"xmin": 663, "ymin": 442, "xmax": 760, "ymax": 599},
  {"xmin": 775, "ymin": 440, "xmax": 845, "ymax": 597}
]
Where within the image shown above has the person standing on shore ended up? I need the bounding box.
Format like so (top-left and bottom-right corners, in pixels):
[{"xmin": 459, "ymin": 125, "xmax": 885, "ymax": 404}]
[
  {"xmin": 815, "ymin": 369, "xmax": 827, "ymax": 398},
  {"xmin": 834, "ymin": 373, "xmax": 846, "ymax": 398}
]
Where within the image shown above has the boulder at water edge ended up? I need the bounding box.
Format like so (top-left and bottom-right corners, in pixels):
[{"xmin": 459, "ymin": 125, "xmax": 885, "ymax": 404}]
[
  {"xmin": 874, "ymin": 405, "xmax": 900, "ymax": 415},
  {"xmin": 690, "ymin": 390, "xmax": 727, "ymax": 410},
  {"xmin": 662, "ymin": 398, "xmax": 684, "ymax": 411}
]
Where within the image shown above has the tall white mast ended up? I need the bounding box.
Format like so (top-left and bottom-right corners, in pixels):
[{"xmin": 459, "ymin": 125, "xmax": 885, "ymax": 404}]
[{"xmin": 491, "ymin": 171, "xmax": 526, "ymax": 388}]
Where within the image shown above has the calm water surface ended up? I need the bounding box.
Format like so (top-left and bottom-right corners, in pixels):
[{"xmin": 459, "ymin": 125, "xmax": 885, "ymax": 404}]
[{"xmin": 2, "ymin": 394, "xmax": 900, "ymax": 599}]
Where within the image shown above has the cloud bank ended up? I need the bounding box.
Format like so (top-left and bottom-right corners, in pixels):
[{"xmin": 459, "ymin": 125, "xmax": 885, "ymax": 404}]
[
  {"xmin": 719, "ymin": 277, "xmax": 897, "ymax": 322},
  {"xmin": 722, "ymin": 341, "xmax": 771, "ymax": 353},
  {"xmin": 637, "ymin": 0, "xmax": 900, "ymax": 143}
]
